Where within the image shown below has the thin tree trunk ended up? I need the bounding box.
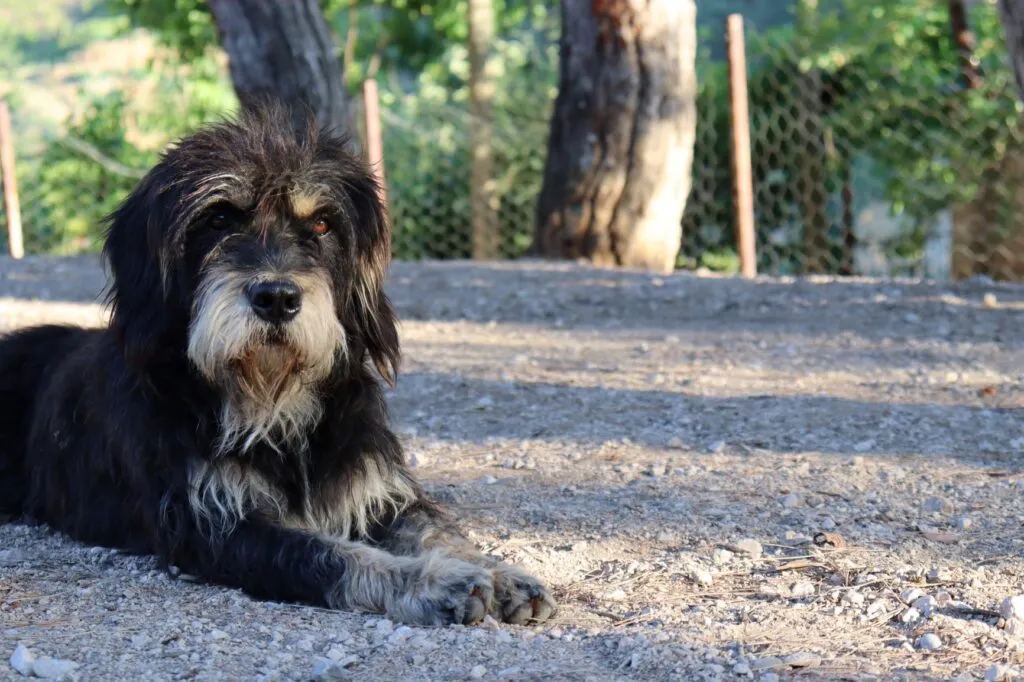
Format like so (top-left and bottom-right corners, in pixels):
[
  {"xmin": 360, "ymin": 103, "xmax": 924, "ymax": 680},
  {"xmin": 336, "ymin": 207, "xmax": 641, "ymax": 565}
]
[
  {"xmin": 468, "ymin": 0, "xmax": 500, "ymax": 259},
  {"xmin": 207, "ymin": 0, "xmax": 350, "ymax": 135},
  {"xmin": 533, "ymin": 0, "xmax": 698, "ymax": 274},
  {"xmin": 1000, "ymin": 0, "xmax": 1024, "ymax": 99}
]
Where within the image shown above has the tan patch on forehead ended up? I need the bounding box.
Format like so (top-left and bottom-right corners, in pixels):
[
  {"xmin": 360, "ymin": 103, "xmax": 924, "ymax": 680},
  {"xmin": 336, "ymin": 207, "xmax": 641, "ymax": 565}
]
[{"xmin": 289, "ymin": 188, "xmax": 324, "ymax": 219}]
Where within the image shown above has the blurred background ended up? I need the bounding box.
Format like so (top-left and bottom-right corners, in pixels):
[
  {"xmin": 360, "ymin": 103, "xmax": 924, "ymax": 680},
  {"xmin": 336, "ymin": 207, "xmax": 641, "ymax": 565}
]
[{"xmin": 2, "ymin": 0, "xmax": 1024, "ymax": 281}]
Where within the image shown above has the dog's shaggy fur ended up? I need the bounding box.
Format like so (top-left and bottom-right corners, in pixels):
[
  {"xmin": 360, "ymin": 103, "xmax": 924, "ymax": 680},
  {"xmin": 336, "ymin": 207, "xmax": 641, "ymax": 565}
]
[{"xmin": 0, "ymin": 102, "xmax": 556, "ymax": 626}]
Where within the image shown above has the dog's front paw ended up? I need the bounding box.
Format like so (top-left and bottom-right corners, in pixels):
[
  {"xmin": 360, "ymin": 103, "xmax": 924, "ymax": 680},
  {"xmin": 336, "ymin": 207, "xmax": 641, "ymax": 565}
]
[
  {"xmin": 492, "ymin": 564, "xmax": 557, "ymax": 625},
  {"xmin": 388, "ymin": 552, "xmax": 495, "ymax": 626}
]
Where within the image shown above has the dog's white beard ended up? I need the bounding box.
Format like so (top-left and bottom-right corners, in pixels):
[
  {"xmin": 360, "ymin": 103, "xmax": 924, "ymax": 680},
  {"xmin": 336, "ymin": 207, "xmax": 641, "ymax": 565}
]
[{"xmin": 187, "ymin": 266, "xmax": 346, "ymax": 456}]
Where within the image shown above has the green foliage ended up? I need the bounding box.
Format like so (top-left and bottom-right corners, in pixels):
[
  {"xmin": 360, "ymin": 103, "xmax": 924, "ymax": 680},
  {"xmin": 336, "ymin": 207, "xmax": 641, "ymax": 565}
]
[{"xmin": 682, "ymin": 0, "xmax": 1024, "ymax": 275}]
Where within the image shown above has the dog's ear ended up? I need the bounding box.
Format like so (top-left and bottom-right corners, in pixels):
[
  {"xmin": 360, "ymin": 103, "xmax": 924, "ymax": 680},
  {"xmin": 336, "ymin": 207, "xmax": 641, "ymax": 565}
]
[
  {"xmin": 349, "ymin": 173, "xmax": 400, "ymax": 386},
  {"xmin": 102, "ymin": 167, "xmax": 179, "ymax": 367}
]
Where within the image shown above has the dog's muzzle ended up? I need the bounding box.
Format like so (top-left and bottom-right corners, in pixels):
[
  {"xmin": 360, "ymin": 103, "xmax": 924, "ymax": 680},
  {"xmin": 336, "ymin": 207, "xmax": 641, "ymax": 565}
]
[{"xmin": 246, "ymin": 280, "xmax": 302, "ymax": 325}]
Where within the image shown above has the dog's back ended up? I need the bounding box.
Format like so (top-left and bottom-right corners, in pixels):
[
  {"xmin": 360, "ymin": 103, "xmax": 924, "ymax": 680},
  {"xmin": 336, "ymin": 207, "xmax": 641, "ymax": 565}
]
[{"xmin": 0, "ymin": 324, "xmax": 92, "ymax": 516}]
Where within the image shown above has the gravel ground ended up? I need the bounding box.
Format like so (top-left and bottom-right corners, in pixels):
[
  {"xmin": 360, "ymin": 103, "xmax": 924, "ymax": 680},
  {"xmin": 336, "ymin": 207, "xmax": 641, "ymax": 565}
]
[{"xmin": 2, "ymin": 255, "xmax": 1024, "ymax": 682}]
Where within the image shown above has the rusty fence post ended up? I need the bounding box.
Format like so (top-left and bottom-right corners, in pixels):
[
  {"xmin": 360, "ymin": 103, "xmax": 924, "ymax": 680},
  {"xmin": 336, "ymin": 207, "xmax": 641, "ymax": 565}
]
[
  {"xmin": 361, "ymin": 78, "xmax": 387, "ymax": 209},
  {"xmin": 727, "ymin": 14, "xmax": 757, "ymax": 278},
  {"xmin": 0, "ymin": 100, "xmax": 24, "ymax": 259}
]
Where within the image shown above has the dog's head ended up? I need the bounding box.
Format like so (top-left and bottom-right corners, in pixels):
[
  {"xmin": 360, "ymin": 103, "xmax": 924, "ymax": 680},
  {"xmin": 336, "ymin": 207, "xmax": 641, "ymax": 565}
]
[{"xmin": 102, "ymin": 101, "xmax": 398, "ymax": 451}]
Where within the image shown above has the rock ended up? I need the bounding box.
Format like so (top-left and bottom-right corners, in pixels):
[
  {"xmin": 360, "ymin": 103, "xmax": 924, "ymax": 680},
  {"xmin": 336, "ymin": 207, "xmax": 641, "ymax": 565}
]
[
  {"xmin": 129, "ymin": 635, "xmax": 150, "ymax": 649},
  {"xmin": 667, "ymin": 437, "xmax": 685, "ymax": 450},
  {"xmin": 1000, "ymin": 595, "xmax": 1024, "ymax": 621},
  {"xmin": 1004, "ymin": 618, "xmax": 1024, "ymax": 637},
  {"xmin": 10, "ymin": 644, "xmax": 34, "ymax": 676},
  {"xmin": 730, "ymin": 539, "xmax": 763, "ymax": 559},
  {"xmin": 31, "ymin": 656, "xmax": 79, "ymax": 680},
  {"xmin": 922, "ymin": 496, "xmax": 949, "ymax": 513},
  {"xmin": 482, "ymin": 476, "xmax": 498, "ymax": 485},
  {"xmin": 790, "ymin": 582, "xmax": 815, "ymax": 598},
  {"xmin": 983, "ymin": 293, "xmax": 998, "ymax": 308},
  {"xmin": 733, "ymin": 662, "xmax": 752, "ymax": 675},
  {"xmin": 912, "ymin": 595, "xmax": 937, "ymax": 617},
  {"xmin": 783, "ymin": 652, "xmax": 821, "ymax": 668},
  {"xmin": 210, "ymin": 629, "xmax": 229, "ymax": 641},
  {"xmin": 780, "ymin": 494, "xmax": 801, "ymax": 509},
  {"xmin": 690, "ymin": 569, "xmax": 714, "ymax": 587},
  {"xmin": 985, "ymin": 664, "xmax": 1015, "ymax": 681},
  {"xmin": 604, "ymin": 589, "xmax": 627, "ymax": 601},
  {"xmin": 917, "ymin": 633, "xmax": 942, "ymax": 651},
  {"xmin": 760, "ymin": 674, "xmax": 780, "ymax": 682},
  {"xmin": 647, "ymin": 463, "xmax": 668, "ymax": 477},
  {"xmin": 853, "ymin": 439, "xmax": 875, "ymax": 453},
  {"xmin": 325, "ymin": 646, "xmax": 347, "ymax": 661},
  {"xmin": 707, "ymin": 441, "xmax": 726, "ymax": 454},
  {"xmin": 900, "ymin": 588, "xmax": 925, "ymax": 605},
  {"xmin": 841, "ymin": 591, "xmax": 865, "ymax": 607},
  {"xmin": 820, "ymin": 517, "xmax": 837, "ymax": 531},
  {"xmin": 900, "ymin": 607, "xmax": 921, "ymax": 624},
  {"xmin": 750, "ymin": 657, "xmax": 783, "ymax": 671},
  {"xmin": 926, "ymin": 567, "xmax": 950, "ymax": 583},
  {"xmin": 388, "ymin": 626, "xmax": 415, "ymax": 646},
  {"xmin": 712, "ymin": 548, "xmax": 734, "ymax": 566},
  {"xmin": 312, "ymin": 657, "xmax": 353, "ymax": 681},
  {"xmin": 497, "ymin": 668, "xmax": 520, "ymax": 679},
  {"xmin": 468, "ymin": 665, "xmax": 488, "ymax": 679}
]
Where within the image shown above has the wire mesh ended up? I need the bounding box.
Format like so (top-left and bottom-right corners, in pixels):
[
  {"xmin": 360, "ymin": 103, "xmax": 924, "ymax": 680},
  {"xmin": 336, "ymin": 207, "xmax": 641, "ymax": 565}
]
[{"xmin": 3, "ymin": 3, "xmax": 1024, "ymax": 282}]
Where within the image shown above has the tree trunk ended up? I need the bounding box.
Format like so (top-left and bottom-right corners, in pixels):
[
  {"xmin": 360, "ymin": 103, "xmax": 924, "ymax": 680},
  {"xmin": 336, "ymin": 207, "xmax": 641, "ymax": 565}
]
[
  {"xmin": 533, "ymin": 0, "xmax": 698, "ymax": 274},
  {"xmin": 1000, "ymin": 0, "xmax": 1024, "ymax": 100},
  {"xmin": 207, "ymin": 0, "xmax": 350, "ymax": 135},
  {"xmin": 468, "ymin": 0, "xmax": 500, "ymax": 259}
]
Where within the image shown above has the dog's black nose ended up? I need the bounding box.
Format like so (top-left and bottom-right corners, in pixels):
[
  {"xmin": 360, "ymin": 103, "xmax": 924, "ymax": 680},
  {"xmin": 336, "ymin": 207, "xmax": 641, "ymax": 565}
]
[{"xmin": 246, "ymin": 280, "xmax": 302, "ymax": 324}]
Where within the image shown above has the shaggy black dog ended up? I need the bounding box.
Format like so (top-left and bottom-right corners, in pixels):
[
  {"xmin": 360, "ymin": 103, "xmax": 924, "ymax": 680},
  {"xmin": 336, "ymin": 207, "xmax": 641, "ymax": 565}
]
[{"xmin": 0, "ymin": 102, "xmax": 556, "ymax": 627}]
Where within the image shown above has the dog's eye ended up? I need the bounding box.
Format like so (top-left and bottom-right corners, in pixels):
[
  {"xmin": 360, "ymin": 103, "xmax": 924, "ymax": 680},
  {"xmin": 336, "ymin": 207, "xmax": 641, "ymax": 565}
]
[
  {"xmin": 209, "ymin": 213, "xmax": 229, "ymax": 230},
  {"xmin": 312, "ymin": 218, "xmax": 331, "ymax": 236}
]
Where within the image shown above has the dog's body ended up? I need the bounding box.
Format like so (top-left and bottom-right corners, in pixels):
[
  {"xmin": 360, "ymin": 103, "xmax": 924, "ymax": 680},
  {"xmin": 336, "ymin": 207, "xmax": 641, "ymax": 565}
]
[{"xmin": 0, "ymin": 103, "xmax": 555, "ymax": 626}]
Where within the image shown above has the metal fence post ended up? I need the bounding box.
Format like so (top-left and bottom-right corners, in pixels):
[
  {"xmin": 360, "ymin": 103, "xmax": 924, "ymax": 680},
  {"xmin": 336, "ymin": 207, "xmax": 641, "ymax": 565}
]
[
  {"xmin": 0, "ymin": 100, "xmax": 24, "ymax": 259},
  {"xmin": 727, "ymin": 14, "xmax": 757, "ymax": 279},
  {"xmin": 361, "ymin": 78, "xmax": 387, "ymax": 209}
]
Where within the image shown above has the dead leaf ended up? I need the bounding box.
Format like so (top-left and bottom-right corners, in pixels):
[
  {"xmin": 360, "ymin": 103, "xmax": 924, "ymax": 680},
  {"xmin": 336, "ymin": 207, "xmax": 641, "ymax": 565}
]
[{"xmin": 813, "ymin": 532, "xmax": 848, "ymax": 549}]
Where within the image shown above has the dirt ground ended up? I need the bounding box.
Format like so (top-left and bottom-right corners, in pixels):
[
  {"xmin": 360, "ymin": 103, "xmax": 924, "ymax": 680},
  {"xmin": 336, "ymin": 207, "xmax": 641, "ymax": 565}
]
[{"xmin": 1, "ymin": 255, "xmax": 1023, "ymax": 682}]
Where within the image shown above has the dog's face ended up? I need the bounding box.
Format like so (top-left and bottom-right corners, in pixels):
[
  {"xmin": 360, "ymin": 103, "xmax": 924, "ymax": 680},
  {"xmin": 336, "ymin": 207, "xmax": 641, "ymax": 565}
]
[{"xmin": 102, "ymin": 103, "xmax": 399, "ymax": 452}]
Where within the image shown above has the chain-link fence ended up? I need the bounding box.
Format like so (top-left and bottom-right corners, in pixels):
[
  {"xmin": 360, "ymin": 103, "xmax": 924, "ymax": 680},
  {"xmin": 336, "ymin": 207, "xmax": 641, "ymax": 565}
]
[{"xmin": 4, "ymin": 2, "xmax": 1024, "ymax": 281}]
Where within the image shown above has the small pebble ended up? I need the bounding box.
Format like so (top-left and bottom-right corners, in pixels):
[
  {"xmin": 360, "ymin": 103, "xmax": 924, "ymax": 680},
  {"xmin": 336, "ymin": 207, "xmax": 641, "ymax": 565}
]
[
  {"xmin": 31, "ymin": 656, "xmax": 79, "ymax": 680},
  {"xmin": 469, "ymin": 665, "xmax": 488, "ymax": 679},
  {"xmin": 913, "ymin": 595, "xmax": 937, "ymax": 617},
  {"xmin": 10, "ymin": 644, "xmax": 34, "ymax": 676},
  {"xmin": 842, "ymin": 591, "xmax": 865, "ymax": 607},
  {"xmin": 667, "ymin": 437, "xmax": 685, "ymax": 450},
  {"xmin": 900, "ymin": 588, "xmax": 924, "ymax": 604},
  {"xmin": 691, "ymin": 569, "xmax": 714, "ymax": 587},
  {"xmin": 983, "ymin": 292, "xmax": 998, "ymax": 308},
  {"xmin": 916, "ymin": 633, "xmax": 941, "ymax": 651},
  {"xmin": 760, "ymin": 674, "xmax": 780, "ymax": 682},
  {"xmin": 780, "ymin": 493, "xmax": 801, "ymax": 509},
  {"xmin": 604, "ymin": 589, "xmax": 627, "ymax": 601},
  {"xmin": 707, "ymin": 440, "xmax": 726, "ymax": 454},
  {"xmin": 900, "ymin": 607, "xmax": 921, "ymax": 624},
  {"xmin": 733, "ymin": 662, "xmax": 752, "ymax": 675},
  {"xmin": 731, "ymin": 539, "xmax": 763, "ymax": 559},
  {"xmin": 922, "ymin": 496, "xmax": 949, "ymax": 513},
  {"xmin": 986, "ymin": 664, "xmax": 1015, "ymax": 681},
  {"xmin": 1000, "ymin": 595, "xmax": 1024, "ymax": 621},
  {"xmin": 783, "ymin": 652, "xmax": 820, "ymax": 668},
  {"xmin": 311, "ymin": 657, "xmax": 353, "ymax": 681},
  {"xmin": 790, "ymin": 582, "xmax": 815, "ymax": 598},
  {"xmin": 712, "ymin": 548, "xmax": 735, "ymax": 565},
  {"xmin": 750, "ymin": 657, "xmax": 783, "ymax": 670},
  {"xmin": 820, "ymin": 517, "xmax": 837, "ymax": 531},
  {"xmin": 853, "ymin": 439, "xmax": 875, "ymax": 453}
]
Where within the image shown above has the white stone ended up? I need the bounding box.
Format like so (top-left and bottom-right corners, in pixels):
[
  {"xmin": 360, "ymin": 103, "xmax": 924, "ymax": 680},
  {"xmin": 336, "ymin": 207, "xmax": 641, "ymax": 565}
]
[
  {"xmin": 10, "ymin": 644, "xmax": 34, "ymax": 676},
  {"xmin": 469, "ymin": 665, "xmax": 488, "ymax": 679},
  {"xmin": 917, "ymin": 633, "xmax": 941, "ymax": 651},
  {"xmin": 1000, "ymin": 595, "xmax": 1024, "ymax": 621},
  {"xmin": 31, "ymin": 656, "xmax": 79, "ymax": 680}
]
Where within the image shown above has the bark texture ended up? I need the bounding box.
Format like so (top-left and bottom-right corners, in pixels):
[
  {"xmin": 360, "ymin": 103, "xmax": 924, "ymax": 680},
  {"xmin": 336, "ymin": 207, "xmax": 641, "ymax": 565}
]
[
  {"xmin": 468, "ymin": 0, "xmax": 500, "ymax": 259},
  {"xmin": 1000, "ymin": 0, "xmax": 1024, "ymax": 100},
  {"xmin": 533, "ymin": 0, "xmax": 698, "ymax": 274},
  {"xmin": 207, "ymin": 0, "xmax": 350, "ymax": 135}
]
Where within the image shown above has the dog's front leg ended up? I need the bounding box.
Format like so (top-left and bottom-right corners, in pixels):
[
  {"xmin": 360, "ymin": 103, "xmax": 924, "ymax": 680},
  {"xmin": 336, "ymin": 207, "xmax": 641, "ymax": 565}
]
[
  {"xmin": 378, "ymin": 500, "xmax": 557, "ymax": 625},
  {"xmin": 165, "ymin": 517, "xmax": 495, "ymax": 626}
]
